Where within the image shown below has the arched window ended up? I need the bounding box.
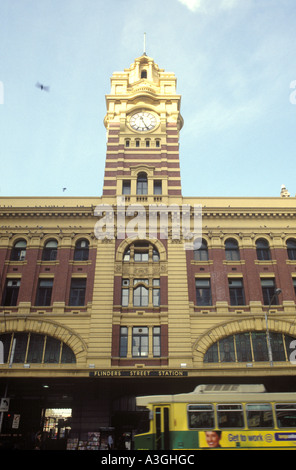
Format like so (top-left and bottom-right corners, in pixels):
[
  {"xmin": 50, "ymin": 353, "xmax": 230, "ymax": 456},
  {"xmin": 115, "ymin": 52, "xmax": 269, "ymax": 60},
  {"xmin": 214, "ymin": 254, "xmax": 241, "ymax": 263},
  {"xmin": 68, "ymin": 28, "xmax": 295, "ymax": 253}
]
[
  {"xmin": 194, "ymin": 239, "xmax": 209, "ymax": 261},
  {"xmin": 0, "ymin": 332, "xmax": 76, "ymax": 364},
  {"xmin": 42, "ymin": 239, "xmax": 58, "ymax": 261},
  {"xmin": 10, "ymin": 239, "xmax": 27, "ymax": 261},
  {"xmin": 225, "ymin": 238, "xmax": 240, "ymax": 261},
  {"xmin": 287, "ymin": 238, "xmax": 296, "ymax": 260},
  {"xmin": 74, "ymin": 239, "xmax": 89, "ymax": 261},
  {"xmin": 203, "ymin": 332, "xmax": 294, "ymax": 363},
  {"xmin": 137, "ymin": 172, "xmax": 148, "ymax": 195},
  {"xmin": 256, "ymin": 238, "xmax": 271, "ymax": 261}
]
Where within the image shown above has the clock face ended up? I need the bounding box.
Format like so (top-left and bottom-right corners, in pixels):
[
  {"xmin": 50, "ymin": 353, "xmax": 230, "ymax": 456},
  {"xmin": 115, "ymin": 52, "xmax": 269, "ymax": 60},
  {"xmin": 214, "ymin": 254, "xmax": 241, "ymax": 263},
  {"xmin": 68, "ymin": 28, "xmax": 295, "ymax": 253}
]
[{"xmin": 129, "ymin": 111, "xmax": 157, "ymax": 132}]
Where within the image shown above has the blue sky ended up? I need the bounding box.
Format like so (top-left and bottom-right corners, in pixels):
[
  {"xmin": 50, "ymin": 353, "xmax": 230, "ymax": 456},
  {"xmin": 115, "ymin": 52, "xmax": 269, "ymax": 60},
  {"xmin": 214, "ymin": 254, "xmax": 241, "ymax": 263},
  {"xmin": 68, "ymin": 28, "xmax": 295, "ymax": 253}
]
[{"xmin": 0, "ymin": 0, "xmax": 296, "ymax": 198}]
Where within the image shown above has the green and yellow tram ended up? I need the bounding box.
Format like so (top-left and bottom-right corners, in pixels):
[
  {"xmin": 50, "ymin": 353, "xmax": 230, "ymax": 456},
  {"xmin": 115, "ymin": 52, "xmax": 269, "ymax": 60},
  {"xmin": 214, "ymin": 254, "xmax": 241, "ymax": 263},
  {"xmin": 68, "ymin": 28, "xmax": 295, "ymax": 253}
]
[{"xmin": 134, "ymin": 384, "xmax": 296, "ymax": 450}]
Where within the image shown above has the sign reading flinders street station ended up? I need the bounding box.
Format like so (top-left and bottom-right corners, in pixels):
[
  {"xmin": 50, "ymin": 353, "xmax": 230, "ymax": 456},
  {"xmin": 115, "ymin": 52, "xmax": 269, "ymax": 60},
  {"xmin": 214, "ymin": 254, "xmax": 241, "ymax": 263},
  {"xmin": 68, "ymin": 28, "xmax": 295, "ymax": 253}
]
[{"xmin": 89, "ymin": 369, "xmax": 188, "ymax": 377}]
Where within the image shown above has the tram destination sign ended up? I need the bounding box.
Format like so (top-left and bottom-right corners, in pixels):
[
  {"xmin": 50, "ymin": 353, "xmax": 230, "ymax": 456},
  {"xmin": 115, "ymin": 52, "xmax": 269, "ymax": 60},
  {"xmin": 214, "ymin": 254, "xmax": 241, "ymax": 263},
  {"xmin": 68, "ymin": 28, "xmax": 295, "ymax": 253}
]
[{"xmin": 89, "ymin": 369, "xmax": 188, "ymax": 377}]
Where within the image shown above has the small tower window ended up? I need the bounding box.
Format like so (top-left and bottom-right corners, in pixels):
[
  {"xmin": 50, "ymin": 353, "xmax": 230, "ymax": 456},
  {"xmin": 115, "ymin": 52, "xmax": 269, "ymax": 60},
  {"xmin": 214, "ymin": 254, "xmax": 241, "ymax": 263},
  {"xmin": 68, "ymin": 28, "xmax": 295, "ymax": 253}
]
[
  {"xmin": 135, "ymin": 139, "xmax": 140, "ymax": 148},
  {"xmin": 155, "ymin": 139, "xmax": 160, "ymax": 148},
  {"xmin": 145, "ymin": 139, "xmax": 150, "ymax": 148},
  {"xmin": 125, "ymin": 139, "xmax": 130, "ymax": 148},
  {"xmin": 154, "ymin": 180, "xmax": 162, "ymax": 195},
  {"xmin": 141, "ymin": 70, "xmax": 147, "ymax": 79},
  {"xmin": 122, "ymin": 180, "xmax": 131, "ymax": 195}
]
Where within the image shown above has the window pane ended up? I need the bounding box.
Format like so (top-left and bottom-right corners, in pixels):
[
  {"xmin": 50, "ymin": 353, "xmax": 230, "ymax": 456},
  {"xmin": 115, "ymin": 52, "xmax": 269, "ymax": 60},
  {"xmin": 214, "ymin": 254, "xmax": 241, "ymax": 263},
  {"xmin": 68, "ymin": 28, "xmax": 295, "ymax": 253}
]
[
  {"xmin": 235, "ymin": 333, "xmax": 252, "ymax": 362},
  {"xmin": 229, "ymin": 279, "xmax": 245, "ymax": 305},
  {"xmin": 2, "ymin": 279, "xmax": 20, "ymax": 306},
  {"xmin": 74, "ymin": 239, "xmax": 89, "ymax": 261},
  {"xmin": 132, "ymin": 327, "xmax": 148, "ymax": 357},
  {"xmin": 153, "ymin": 328, "xmax": 161, "ymax": 357},
  {"xmin": 12, "ymin": 333, "xmax": 28, "ymax": 363},
  {"xmin": 287, "ymin": 239, "xmax": 296, "ymax": 260},
  {"xmin": 27, "ymin": 334, "xmax": 44, "ymax": 363},
  {"xmin": 153, "ymin": 287, "xmax": 160, "ymax": 307},
  {"xmin": 270, "ymin": 333, "xmax": 286, "ymax": 361},
  {"xmin": 42, "ymin": 240, "xmax": 58, "ymax": 261},
  {"xmin": 219, "ymin": 336, "xmax": 235, "ymax": 362},
  {"xmin": 35, "ymin": 279, "xmax": 53, "ymax": 306},
  {"xmin": 204, "ymin": 343, "xmax": 218, "ymax": 363},
  {"xmin": 69, "ymin": 279, "xmax": 86, "ymax": 306},
  {"xmin": 188, "ymin": 405, "xmax": 215, "ymax": 429},
  {"xmin": 122, "ymin": 288, "xmax": 129, "ymax": 307},
  {"xmin": 0, "ymin": 334, "xmax": 12, "ymax": 363},
  {"xmin": 61, "ymin": 343, "xmax": 76, "ymax": 363},
  {"xmin": 133, "ymin": 286, "xmax": 148, "ymax": 307},
  {"xmin": 252, "ymin": 332, "xmax": 268, "ymax": 361},
  {"xmin": 276, "ymin": 404, "xmax": 296, "ymax": 428},
  {"xmin": 44, "ymin": 337, "xmax": 61, "ymax": 363},
  {"xmin": 196, "ymin": 279, "xmax": 211, "ymax": 306},
  {"xmin": 217, "ymin": 404, "xmax": 244, "ymax": 428},
  {"xmin": 246, "ymin": 404, "xmax": 273, "ymax": 428},
  {"xmin": 11, "ymin": 240, "xmax": 27, "ymax": 261}
]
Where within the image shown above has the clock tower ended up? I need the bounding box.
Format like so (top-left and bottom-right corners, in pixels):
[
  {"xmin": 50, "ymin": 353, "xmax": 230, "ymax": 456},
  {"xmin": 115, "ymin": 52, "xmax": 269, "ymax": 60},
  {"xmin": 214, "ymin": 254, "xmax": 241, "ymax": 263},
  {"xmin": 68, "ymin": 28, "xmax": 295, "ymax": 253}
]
[{"xmin": 102, "ymin": 54, "xmax": 184, "ymax": 201}]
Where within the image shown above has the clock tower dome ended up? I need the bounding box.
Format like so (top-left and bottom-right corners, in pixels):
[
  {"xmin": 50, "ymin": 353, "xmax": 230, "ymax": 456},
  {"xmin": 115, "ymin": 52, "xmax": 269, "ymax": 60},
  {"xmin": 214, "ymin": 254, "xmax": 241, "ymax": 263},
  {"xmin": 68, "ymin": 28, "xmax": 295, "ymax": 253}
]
[{"xmin": 102, "ymin": 54, "xmax": 184, "ymax": 201}]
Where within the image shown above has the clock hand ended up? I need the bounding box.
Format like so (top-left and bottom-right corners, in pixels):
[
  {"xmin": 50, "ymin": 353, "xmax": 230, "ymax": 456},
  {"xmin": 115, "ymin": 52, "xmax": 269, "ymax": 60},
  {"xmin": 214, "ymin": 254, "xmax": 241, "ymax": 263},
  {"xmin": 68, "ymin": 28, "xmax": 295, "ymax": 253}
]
[{"xmin": 140, "ymin": 115, "xmax": 149, "ymax": 129}]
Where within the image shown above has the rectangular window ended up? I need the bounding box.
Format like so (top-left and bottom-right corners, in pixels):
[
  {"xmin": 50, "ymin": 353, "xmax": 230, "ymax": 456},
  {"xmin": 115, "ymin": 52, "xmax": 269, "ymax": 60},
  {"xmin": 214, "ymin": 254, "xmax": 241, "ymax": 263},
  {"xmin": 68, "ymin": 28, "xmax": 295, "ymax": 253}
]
[
  {"xmin": 132, "ymin": 327, "xmax": 148, "ymax": 357},
  {"xmin": 2, "ymin": 279, "xmax": 21, "ymax": 306},
  {"xmin": 69, "ymin": 278, "xmax": 86, "ymax": 306},
  {"xmin": 196, "ymin": 278, "xmax": 212, "ymax": 306},
  {"xmin": 228, "ymin": 278, "xmax": 245, "ymax": 305},
  {"xmin": 246, "ymin": 404, "xmax": 274, "ymax": 428},
  {"xmin": 153, "ymin": 181, "xmax": 162, "ymax": 195},
  {"xmin": 122, "ymin": 180, "xmax": 131, "ymax": 195},
  {"xmin": 119, "ymin": 327, "xmax": 128, "ymax": 357},
  {"xmin": 121, "ymin": 279, "xmax": 129, "ymax": 307},
  {"xmin": 217, "ymin": 404, "xmax": 244, "ymax": 428},
  {"xmin": 261, "ymin": 278, "xmax": 277, "ymax": 305},
  {"xmin": 188, "ymin": 404, "xmax": 215, "ymax": 429},
  {"xmin": 153, "ymin": 279, "xmax": 160, "ymax": 307},
  {"xmin": 275, "ymin": 404, "xmax": 296, "ymax": 428},
  {"xmin": 153, "ymin": 327, "xmax": 161, "ymax": 357},
  {"xmin": 134, "ymin": 251, "xmax": 149, "ymax": 262},
  {"xmin": 293, "ymin": 278, "xmax": 296, "ymax": 296},
  {"xmin": 35, "ymin": 279, "xmax": 53, "ymax": 306}
]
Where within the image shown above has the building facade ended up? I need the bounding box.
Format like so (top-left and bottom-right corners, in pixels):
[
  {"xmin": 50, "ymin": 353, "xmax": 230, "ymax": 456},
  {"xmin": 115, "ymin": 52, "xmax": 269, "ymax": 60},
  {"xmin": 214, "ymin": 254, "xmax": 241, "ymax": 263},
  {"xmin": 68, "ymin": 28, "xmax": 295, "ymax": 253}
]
[{"xmin": 1, "ymin": 55, "xmax": 296, "ymax": 449}]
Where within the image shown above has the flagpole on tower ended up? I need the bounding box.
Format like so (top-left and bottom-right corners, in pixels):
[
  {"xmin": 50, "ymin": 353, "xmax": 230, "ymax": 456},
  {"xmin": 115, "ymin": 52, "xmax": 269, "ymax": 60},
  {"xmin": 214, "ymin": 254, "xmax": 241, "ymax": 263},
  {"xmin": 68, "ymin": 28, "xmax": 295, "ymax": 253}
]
[{"xmin": 143, "ymin": 32, "xmax": 147, "ymax": 55}]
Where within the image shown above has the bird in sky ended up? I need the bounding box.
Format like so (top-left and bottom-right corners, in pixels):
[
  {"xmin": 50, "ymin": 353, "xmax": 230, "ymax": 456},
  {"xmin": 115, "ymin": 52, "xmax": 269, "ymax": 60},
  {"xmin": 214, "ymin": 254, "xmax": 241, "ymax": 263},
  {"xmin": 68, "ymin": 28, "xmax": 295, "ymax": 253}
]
[{"xmin": 36, "ymin": 82, "xmax": 50, "ymax": 92}]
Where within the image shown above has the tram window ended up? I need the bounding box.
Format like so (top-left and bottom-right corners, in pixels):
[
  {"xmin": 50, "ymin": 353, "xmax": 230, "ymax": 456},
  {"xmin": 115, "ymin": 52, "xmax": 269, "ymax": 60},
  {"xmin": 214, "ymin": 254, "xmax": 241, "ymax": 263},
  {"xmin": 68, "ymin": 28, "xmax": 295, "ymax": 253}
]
[
  {"xmin": 275, "ymin": 404, "xmax": 296, "ymax": 428},
  {"xmin": 188, "ymin": 405, "xmax": 214, "ymax": 429},
  {"xmin": 217, "ymin": 404, "xmax": 244, "ymax": 428},
  {"xmin": 246, "ymin": 404, "xmax": 273, "ymax": 428}
]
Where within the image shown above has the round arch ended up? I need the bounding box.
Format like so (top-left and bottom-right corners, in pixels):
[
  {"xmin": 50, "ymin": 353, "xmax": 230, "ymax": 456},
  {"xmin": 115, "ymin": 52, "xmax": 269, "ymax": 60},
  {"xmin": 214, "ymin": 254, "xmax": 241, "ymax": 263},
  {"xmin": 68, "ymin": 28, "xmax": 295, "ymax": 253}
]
[
  {"xmin": 193, "ymin": 318, "xmax": 296, "ymax": 364},
  {"xmin": 0, "ymin": 318, "xmax": 87, "ymax": 361}
]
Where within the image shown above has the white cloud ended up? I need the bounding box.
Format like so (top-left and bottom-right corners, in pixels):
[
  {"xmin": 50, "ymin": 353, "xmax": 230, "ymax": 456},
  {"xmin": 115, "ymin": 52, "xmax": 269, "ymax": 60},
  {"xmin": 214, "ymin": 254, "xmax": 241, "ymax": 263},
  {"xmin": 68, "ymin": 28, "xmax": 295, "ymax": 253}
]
[
  {"xmin": 178, "ymin": 0, "xmax": 240, "ymax": 13},
  {"xmin": 178, "ymin": 0, "xmax": 203, "ymax": 12}
]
